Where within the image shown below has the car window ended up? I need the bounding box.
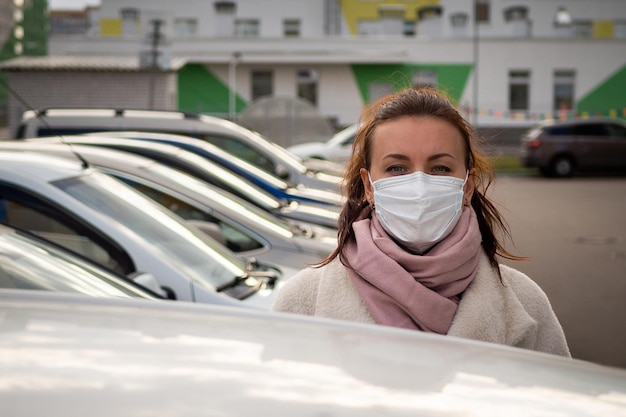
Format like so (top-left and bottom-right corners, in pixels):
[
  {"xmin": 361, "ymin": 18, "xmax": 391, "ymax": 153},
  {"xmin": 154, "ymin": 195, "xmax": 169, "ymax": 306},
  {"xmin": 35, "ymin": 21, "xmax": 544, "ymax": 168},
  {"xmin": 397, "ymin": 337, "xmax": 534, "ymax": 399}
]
[
  {"xmin": 0, "ymin": 185, "xmax": 134, "ymax": 274},
  {"xmin": 545, "ymin": 125, "xmax": 575, "ymax": 136},
  {"xmin": 574, "ymin": 123, "xmax": 611, "ymax": 136},
  {"xmin": 0, "ymin": 227, "xmax": 154, "ymax": 298},
  {"xmin": 606, "ymin": 123, "xmax": 626, "ymax": 138},
  {"xmin": 37, "ymin": 127, "xmax": 101, "ymax": 137},
  {"xmin": 201, "ymin": 134, "xmax": 276, "ymax": 173},
  {"xmin": 116, "ymin": 177, "xmax": 265, "ymax": 253},
  {"xmin": 53, "ymin": 172, "xmax": 248, "ymax": 287}
]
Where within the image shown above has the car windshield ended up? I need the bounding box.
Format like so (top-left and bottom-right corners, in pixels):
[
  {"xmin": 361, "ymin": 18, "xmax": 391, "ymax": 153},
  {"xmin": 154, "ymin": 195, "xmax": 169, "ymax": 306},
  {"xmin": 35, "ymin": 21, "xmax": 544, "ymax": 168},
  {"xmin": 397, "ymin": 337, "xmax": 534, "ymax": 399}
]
[
  {"xmin": 174, "ymin": 148, "xmax": 283, "ymax": 209},
  {"xmin": 53, "ymin": 172, "xmax": 247, "ymax": 289},
  {"xmin": 0, "ymin": 227, "xmax": 154, "ymax": 298},
  {"xmin": 327, "ymin": 124, "xmax": 357, "ymax": 146},
  {"xmin": 203, "ymin": 115, "xmax": 307, "ymax": 174},
  {"xmin": 148, "ymin": 164, "xmax": 294, "ymax": 239}
]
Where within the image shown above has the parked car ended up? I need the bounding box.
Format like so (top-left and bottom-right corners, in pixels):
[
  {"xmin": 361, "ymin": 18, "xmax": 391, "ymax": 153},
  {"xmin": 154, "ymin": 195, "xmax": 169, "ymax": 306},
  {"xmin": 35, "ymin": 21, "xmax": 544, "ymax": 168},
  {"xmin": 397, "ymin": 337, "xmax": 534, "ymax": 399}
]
[
  {"xmin": 14, "ymin": 107, "xmax": 344, "ymax": 189},
  {"xmin": 520, "ymin": 117, "xmax": 626, "ymax": 177},
  {"xmin": 0, "ymin": 150, "xmax": 295, "ymax": 308},
  {"xmin": 24, "ymin": 136, "xmax": 341, "ymax": 229},
  {"xmin": 0, "ymin": 141, "xmax": 337, "ymax": 270},
  {"xmin": 2, "ymin": 290, "xmax": 626, "ymax": 417},
  {"xmin": 0, "ymin": 223, "xmax": 159, "ymax": 299},
  {"xmin": 288, "ymin": 123, "xmax": 357, "ymax": 165},
  {"xmin": 85, "ymin": 130, "xmax": 344, "ymax": 206}
]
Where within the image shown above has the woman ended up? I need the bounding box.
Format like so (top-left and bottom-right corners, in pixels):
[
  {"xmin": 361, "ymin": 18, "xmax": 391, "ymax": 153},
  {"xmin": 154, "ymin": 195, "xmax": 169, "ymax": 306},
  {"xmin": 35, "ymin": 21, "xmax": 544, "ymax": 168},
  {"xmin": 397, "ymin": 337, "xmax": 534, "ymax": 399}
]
[{"xmin": 272, "ymin": 88, "xmax": 570, "ymax": 357}]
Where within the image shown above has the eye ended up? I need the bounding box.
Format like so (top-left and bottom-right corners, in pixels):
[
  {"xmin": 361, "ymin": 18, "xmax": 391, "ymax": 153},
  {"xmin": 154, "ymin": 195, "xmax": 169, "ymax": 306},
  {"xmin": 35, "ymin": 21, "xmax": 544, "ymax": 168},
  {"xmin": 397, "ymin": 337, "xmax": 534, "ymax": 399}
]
[
  {"xmin": 430, "ymin": 165, "xmax": 451, "ymax": 174},
  {"xmin": 386, "ymin": 165, "xmax": 407, "ymax": 174}
]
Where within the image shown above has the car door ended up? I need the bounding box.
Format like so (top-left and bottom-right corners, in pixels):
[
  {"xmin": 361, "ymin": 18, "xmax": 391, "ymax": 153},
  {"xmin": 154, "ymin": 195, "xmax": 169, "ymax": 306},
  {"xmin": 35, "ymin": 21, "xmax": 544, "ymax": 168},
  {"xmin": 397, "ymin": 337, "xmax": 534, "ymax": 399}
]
[
  {"xmin": 605, "ymin": 122, "xmax": 626, "ymax": 169},
  {"xmin": 573, "ymin": 122, "xmax": 614, "ymax": 169},
  {"xmin": 0, "ymin": 184, "xmax": 136, "ymax": 276}
]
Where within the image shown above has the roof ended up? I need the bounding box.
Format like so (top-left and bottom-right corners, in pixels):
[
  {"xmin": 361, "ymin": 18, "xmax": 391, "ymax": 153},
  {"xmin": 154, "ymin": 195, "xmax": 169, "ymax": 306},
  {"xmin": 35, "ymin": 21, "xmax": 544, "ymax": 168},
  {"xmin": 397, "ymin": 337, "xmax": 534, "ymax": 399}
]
[{"xmin": 0, "ymin": 55, "xmax": 187, "ymax": 72}]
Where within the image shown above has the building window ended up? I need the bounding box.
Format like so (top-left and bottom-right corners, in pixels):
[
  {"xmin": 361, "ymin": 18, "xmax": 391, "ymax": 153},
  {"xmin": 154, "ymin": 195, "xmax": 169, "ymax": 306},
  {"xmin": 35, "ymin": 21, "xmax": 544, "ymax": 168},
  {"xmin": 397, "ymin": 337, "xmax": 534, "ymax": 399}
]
[
  {"xmin": 214, "ymin": 1, "xmax": 235, "ymax": 13},
  {"xmin": 174, "ymin": 19, "xmax": 197, "ymax": 37},
  {"xmin": 214, "ymin": 1, "xmax": 236, "ymax": 36},
  {"xmin": 120, "ymin": 7, "xmax": 139, "ymax": 36},
  {"xmin": 413, "ymin": 70, "xmax": 437, "ymax": 90},
  {"xmin": 509, "ymin": 70, "xmax": 530, "ymax": 111},
  {"xmin": 450, "ymin": 12, "xmax": 468, "ymax": 37},
  {"xmin": 417, "ymin": 5, "xmax": 443, "ymax": 37},
  {"xmin": 573, "ymin": 20, "xmax": 592, "ymax": 38},
  {"xmin": 403, "ymin": 20, "xmax": 415, "ymax": 37},
  {"xmin": 235, "ymin": 19, "xmax": 259, "ymax": 37},
  {"xmin": 554, "ymin": 70, "xmax": 575, "ymax": 113},
  {"xmin": 614, "ymin": 20, "xmax": 626, "ymax": 38},
  {"xmin": 297, "ymin": 69, "xmax": 318, "ymax": 106},
  {"xmin": 368, "ymin": 82, "xmax": 393, "ymax": 103},
  {"xmin": 475, "ymin": 0, "xmax": 490, "ymax": 23},
  {"xmin": 378, "ymin": 4, "xmax": 405, "ymax": 36},
  {"xmin": 284, "ymin": 19, "xmax": 300, "ymax": 37},
  {"xmin": 503, "ymin": 5, "xmax": 530, "ymax": 37},
  {"xmin": 251, "ymin": 70, "xmax": 273, "ymax": 101}
]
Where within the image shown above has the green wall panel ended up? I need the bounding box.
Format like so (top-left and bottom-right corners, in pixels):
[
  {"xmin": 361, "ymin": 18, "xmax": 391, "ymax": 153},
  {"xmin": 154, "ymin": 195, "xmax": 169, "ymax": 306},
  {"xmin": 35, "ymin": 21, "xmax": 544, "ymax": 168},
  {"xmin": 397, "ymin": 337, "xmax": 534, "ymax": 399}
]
[
  {"xmin": 350, "ymin": 63, "xmax": 472, "ymax": 105},
  {"xmin": 577, "ymin": 65, "xmax": 626, "ymax": 119},
  {"xmin": 177, "ymin": 63, "xmax": 246, "ymax": 114}
]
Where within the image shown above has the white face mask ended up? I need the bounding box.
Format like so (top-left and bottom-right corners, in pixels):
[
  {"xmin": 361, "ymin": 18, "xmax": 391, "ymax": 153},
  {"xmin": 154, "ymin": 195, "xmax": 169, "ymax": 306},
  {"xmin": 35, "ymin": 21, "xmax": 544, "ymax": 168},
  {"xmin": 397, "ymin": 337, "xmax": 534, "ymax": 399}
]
[{"xmin": 370, "ymin": 171, "xmax": 467, "ymax": 253}]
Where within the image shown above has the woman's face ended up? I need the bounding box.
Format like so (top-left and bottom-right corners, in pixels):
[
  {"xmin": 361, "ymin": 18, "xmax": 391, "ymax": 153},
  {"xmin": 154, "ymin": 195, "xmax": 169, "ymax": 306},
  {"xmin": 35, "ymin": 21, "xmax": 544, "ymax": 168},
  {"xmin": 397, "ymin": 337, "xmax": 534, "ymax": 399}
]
[{"xmin": 360, "ymin": 116, "xmax": 475, "ymax": 205}]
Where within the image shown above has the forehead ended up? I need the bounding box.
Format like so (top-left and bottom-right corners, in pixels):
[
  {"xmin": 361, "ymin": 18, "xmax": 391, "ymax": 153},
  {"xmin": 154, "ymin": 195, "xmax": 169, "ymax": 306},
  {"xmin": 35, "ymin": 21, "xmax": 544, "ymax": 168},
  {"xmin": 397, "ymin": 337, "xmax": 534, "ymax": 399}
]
[{"xmin": 370, "ymin": 116, "xmax": 466, "ymax": 157}]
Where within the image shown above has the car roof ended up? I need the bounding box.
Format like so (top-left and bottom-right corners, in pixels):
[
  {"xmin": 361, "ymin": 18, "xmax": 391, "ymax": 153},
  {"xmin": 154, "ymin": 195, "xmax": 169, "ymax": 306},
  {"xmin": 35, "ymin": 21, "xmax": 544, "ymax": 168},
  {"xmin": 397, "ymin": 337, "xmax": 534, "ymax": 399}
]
[
  {"xmin": 0, "ymin": 149, "xmax": 86, "ymax": 182},
  {"xmin": 2, "ymin": 290, "xmax": 625, "ymax": 417}
]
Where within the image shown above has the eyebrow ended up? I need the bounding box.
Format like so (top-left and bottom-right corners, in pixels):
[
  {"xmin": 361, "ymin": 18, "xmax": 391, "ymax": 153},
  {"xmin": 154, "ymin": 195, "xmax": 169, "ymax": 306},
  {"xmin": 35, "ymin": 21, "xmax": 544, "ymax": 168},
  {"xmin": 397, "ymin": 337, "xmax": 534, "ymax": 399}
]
[{"xmin": 381, "ymin": 152, "xmax": 456, "ymax": 161}]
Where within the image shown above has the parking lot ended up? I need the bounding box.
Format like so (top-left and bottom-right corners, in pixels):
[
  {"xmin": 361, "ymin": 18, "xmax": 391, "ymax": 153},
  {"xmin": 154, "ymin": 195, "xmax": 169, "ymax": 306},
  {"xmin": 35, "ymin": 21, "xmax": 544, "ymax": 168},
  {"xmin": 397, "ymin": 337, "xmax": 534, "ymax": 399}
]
[{"xmin": 493, "ymin": 174, "xmax": 626, "ymax": 369}]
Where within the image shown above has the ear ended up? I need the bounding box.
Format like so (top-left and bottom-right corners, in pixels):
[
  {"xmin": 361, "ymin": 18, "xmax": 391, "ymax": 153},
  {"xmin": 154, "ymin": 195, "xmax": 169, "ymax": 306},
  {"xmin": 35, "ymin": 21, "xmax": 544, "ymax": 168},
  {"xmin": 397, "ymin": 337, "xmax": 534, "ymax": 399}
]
[
  {"xmin": 360, "ymin": 168, "xmax": 374, "ymax": 205},
  {"xmin": 463, "ymin": 168, "xmax": 476, "ymax": 206}
]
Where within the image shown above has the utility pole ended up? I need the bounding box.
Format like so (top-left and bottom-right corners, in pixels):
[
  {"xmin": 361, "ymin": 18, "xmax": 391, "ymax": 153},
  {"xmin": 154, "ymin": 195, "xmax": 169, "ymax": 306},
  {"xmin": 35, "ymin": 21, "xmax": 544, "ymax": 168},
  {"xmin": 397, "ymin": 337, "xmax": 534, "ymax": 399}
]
[
  {"xmin": 148, "ymin": 19, "xmax": 164, "ymax": 110},
  {"xmin": 472, "ymin": 0, "xmax": 479, "ymax": 127}
]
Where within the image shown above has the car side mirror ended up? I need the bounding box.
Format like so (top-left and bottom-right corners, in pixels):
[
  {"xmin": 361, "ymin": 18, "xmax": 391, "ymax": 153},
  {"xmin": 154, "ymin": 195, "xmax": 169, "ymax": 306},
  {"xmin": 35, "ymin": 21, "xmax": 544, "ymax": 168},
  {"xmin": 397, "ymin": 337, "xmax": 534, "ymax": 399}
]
[{"xmin": 132, "ymin": 272, "xmax": 175, "ymax": 299}]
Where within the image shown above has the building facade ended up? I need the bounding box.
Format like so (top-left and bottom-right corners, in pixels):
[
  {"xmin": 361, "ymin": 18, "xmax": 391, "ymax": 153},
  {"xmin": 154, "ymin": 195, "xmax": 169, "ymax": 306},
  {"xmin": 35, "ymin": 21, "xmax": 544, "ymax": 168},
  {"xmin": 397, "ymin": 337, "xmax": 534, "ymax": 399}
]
[{"xmin": 3, "ymin": 0, "xmax": 626, "ymax": 140}]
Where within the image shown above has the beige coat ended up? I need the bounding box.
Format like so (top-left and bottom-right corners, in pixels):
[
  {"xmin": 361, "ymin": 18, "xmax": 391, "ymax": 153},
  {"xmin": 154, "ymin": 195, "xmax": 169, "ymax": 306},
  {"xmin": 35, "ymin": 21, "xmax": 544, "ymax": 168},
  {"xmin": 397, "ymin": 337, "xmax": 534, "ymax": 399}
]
[{"xmin": 272, "ymin": 252, "xmax": 571, "ymax": 357}]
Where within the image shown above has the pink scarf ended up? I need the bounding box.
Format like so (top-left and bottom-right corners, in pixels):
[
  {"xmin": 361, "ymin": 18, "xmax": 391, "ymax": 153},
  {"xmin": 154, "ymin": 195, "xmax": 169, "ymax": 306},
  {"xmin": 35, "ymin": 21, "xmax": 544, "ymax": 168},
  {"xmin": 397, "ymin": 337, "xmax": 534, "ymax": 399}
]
[{"xmin": 343, "ymin": 206, "xmax": 482, "ymax": 334}]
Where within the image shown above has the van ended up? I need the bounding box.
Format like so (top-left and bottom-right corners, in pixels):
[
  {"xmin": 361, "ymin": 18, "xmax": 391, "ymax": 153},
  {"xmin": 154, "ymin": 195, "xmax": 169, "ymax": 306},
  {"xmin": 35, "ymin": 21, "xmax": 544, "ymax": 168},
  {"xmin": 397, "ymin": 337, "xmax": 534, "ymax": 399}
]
[{"xmin": 15, "ymin": 108, "xmax": 342, "ymax": 190}]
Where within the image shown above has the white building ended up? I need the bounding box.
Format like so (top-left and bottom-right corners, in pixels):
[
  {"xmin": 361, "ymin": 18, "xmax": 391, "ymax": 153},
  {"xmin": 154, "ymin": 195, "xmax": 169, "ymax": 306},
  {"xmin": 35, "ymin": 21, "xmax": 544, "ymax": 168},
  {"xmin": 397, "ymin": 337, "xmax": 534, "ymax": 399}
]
[{"xmin": 2, "ymin": 0, "xmax": 626, "ymax": 143}]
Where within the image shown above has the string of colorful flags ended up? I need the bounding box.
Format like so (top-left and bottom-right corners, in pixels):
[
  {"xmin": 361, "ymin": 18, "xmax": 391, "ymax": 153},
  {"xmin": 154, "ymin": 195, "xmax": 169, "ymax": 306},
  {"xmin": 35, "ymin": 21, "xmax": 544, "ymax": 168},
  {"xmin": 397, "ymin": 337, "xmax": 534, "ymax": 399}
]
[{"xmin": 459, "ymin": 106, "xmax": 626, "ymax": 121}]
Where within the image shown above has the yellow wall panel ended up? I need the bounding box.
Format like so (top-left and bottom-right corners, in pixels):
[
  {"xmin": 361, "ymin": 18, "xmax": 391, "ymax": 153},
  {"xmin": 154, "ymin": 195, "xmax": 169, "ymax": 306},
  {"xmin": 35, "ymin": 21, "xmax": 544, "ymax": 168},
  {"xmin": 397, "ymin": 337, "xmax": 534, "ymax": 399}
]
[
  {"xmin": 592, "ymin": 20, "xmax": 613, "ymax": 38},
  {"xmin": 341, "ymin": 0, "xmax": 440, "ymax": 35},
  {"xmin": 100, "ymin": 19, "xmax": 122, "ymax": 36}
]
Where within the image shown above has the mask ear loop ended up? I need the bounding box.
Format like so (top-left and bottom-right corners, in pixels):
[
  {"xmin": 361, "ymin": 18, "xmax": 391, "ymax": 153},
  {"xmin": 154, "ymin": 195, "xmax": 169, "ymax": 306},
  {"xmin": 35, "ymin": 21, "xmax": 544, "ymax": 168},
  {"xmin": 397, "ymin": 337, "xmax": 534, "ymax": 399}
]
[
  {"xmin": 366, "ymin": 171, "xmax": 375, "ymax": 208},
  {"xmin": 463, "ymin": 170, "xmax": 470, "ymax": 206}
]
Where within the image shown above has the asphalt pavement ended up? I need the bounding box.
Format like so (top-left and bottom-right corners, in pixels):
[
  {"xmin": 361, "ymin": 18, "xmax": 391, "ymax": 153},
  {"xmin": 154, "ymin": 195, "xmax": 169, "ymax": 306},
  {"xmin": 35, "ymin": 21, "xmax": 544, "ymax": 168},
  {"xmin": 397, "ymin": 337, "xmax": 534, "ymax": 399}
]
[{"xmin": 492, "ymin": 175, "xmax": 626, "ymax": 369}]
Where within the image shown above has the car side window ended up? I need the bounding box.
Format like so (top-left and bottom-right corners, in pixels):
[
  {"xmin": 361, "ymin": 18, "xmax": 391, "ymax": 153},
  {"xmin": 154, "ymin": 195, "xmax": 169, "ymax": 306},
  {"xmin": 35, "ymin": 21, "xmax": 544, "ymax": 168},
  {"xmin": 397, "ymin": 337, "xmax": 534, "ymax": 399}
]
[
  {"xmin": 201, "ymin": 134, "xmax": 276, "ymax": 173},
  {"xmin": 0, "ymin": 184, "xmax": 135, "ymax": 275},
  {"xmin": 606, "ymin": 123, "xmax": 626, "ymax": 138},
  {"xmin": 115, "ymin": 177, "xmax": 265, "ymax": 253},
  {"xmin": 546, "ymin": 125, "xmax": 575, "ymax": 136},
  {"xmin": 574, "ymin": 123, "xmax": 610, "ymax": 137}
]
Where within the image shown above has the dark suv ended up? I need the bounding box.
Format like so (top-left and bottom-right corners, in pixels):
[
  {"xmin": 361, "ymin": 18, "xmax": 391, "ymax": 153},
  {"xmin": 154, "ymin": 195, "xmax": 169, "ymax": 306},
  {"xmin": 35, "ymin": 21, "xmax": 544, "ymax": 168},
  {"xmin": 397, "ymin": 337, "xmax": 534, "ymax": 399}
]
[{"xmin": 520, "ymin": 117, "xmax": 626, "ymax": 177}]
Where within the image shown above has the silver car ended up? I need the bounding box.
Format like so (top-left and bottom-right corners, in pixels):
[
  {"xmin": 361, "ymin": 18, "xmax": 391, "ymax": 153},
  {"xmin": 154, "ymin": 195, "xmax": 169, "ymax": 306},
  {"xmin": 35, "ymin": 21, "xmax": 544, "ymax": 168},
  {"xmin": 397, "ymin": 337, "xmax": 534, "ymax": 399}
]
[
  {"xmin": 2, "ymin": 290, "xmax": 625, "ymax": 417},
  {"xmin": 15, "ymin": 107, "xmax": 344, "ymax": 190},
  {"xmin": 24, "ymin": 135, "xmax": 342, "ymax": 229},
  {"xmin": 0, "ymin": 150, "xmax": 295, "ymax": 308},
  {"xmin": 0, "ymin": 141, "xmax": 337, "ymax": 271}
]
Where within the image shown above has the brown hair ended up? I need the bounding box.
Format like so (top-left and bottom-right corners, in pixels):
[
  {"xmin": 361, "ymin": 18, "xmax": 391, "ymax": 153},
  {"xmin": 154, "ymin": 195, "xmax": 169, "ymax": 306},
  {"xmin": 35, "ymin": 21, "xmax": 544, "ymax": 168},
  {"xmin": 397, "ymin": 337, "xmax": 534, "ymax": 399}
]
[{"xmin": 321, "ymin": 87, "xmax": 522, "ymax": 270}]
